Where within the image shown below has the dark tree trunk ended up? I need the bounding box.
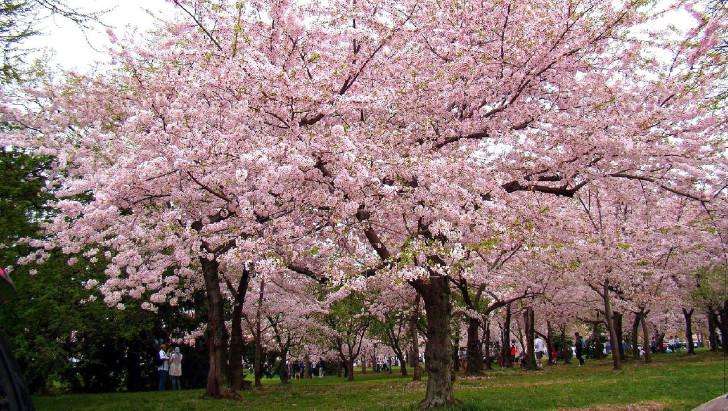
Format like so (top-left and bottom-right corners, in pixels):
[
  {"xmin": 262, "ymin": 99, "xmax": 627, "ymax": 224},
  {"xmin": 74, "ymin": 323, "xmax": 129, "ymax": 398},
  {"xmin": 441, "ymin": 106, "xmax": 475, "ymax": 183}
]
[
  {"xmin": 560, "ymin": 326, "xmax": 571, "ymax": 364},
  {"xmin": 631, "ymin": 311, "xmax": 642, "ymax": 360},
  {"xmin": 201, "ymin": 257, "xmax": 227, "ymax": 397},
  {"xmin": 253, "ymin": 278, "xmax": 265, "ymax": 388},
  {"xmin": 500, "ymin": 303, "xmax": 513, "ymax": 368},
  {"xmin": 347, "ymin": 359, "xmax": 355, "ymax": 382},
  {"xmin": 278, "ymin": 350, "xmax": 290, "ymax": 384},
  {"xmin": 641, "ymin": 313, "xmax": 651, "ymax": 363},
  {"xmin": 602, "ymin": 281, "xmax": 621, "ymax": 370},
  {"xmin": 228, "ymin": 267, "xmax": 251, "ymax": 391},
  {"xmin": 451, "ymin": 330, "xmax": 460, "ymax": 373},
  {"xmin": 683, "ymin": 308, "xmax": 695, "ymax": 355},
  {"xmin": 718, "ymin": 302, "xmax": 728, "ymax": 354},
  {"xmin": 545, "ymin": 321, "xmax": 555, "ymax": 365},
  {"xmin": 466, "ymin": 317, "xmax": 483, "ymax": 375},
  {"xmin": 413, "ymin": 276, "xmax": 455, "ymax": 408},
  {"xmin": 613, "ymin": 311, "xmax": 624, "ymax": 361},
  {"xmin": 408, "ymin": 294, "xmax": 422, "ymax": 381},
  {"xmin": 361, "ymin": 358, "xmax": 367, "ymax": 374},
  {"xmin": 305, "ymin": 356, "xmax": 312, "ymax": 378},
  {"xmin": 399, "ymin": 355, "xmax": 408, "ymax": 377},
  {"xmin": 591, "ymin": 322, "xmax": 604, "ymax": 359},
  {"xmin": 708, "ymin": 308, "xmax": 719, "ymax": 351},
  {"xmin": 483, "ymin": 319, "xmax": 492, "ymax": 370},
  {"xmin": 523, "ymin": 307, "xmax": 536, "ymax": 370}
]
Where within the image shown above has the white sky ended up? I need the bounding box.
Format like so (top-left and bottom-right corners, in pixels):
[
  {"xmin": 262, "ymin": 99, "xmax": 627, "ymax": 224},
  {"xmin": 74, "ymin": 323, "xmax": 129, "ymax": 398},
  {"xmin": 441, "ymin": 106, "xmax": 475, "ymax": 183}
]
[
  {"xmin": 27, "ymin": 0, "xmax": 697, "ymax": 72},
  {"xmin": 26, "ymin": 0, "xmax": 176, "ymax": 71}
]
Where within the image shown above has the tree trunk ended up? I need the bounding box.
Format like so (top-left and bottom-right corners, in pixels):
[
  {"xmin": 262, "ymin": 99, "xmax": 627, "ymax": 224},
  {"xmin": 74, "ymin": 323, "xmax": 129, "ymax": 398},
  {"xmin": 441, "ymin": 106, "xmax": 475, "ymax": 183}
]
[
  {"xmin": 253, "ymin": 278, "xmax": 265, "ymax": 388},
  {"xmin": 683, "ymin": 308, "xmax": 695, "ymax": 355},
  {"xmin": 451, "ymin": 330, "xmax": 460, "ymax": 373},
  {"xmin": 466, "ymin": 317, "xmax": 483, "ymax": 375},
  {"xmin": 399, "ymin": 354, "xmax": 408, "ymax": 377},
  {"xmin": 613, "ymin": 311, "xmax": 624, "ymax": 361},
  {"xmin": 305, "ymin": 356, "xmax": 312, "ymax": 378},
  {"xmin": 545, "ymin": 321, "xmax": 555, "ymax": 365},
  {"xmin": 591, "ymin": 322, "xmax": 605, "ymax": 359},
  {"xmin": 602, "ymin": 281, "xmax": 621, "ymax": 370},
  {"xmin": 707, "ymin": 308, "xmax": 719, "ymax": 351},
  {"xmin": 347, "ymin": 358, "xmax": 355, "ymax": 381},
  {"xmin": 278, "ymin": 350, "xmax": 290, "ymax": 384},
  {"xmin": 414, "ymin": 276, "xmax": 455, "ymax": 408},
  {"xmin": 523, "ymin": 307, "xmax": 536, "ymax": 370},
  {"xmin": 718, "ymin": 302, "xmax": 728, "ymax": 354},
  {"xmin": 228, "ymin": 267, "xmax": 251, "ymax": 392},
  {"xmin": 409, "ymin": 294, "xmax": 422, "ymax": 381},
  {"xmin": 560, "ymin": 326, "xmax": 570, "ymax": 364},
  {"xmin": 641, "ymin": 313, "xmax": 651, "ymax": 363},
  {"xmin": 501, "ymin": 303, "xmax": 513, "ymax": 368},
  {"xmin": 201, "ymin": 257, "xmax": 227, "ymax": 397},
  {"xmin": 483, "ymin": 319, "xmax": 492, "ymax": 370},
  {"xmin": 361, "ymin": 358, "xmax": 367, "ymax": 374},
  {"xmin": 631, "ymin": 311, "xmax": 642, "ymax": 360}
]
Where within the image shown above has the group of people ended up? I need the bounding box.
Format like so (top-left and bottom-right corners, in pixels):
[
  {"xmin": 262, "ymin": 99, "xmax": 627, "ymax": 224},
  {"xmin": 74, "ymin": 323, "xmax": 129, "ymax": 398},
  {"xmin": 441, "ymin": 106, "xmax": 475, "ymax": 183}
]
[
  {"xmin": 504, "ymin": 332, "xmax": 586, "ymax": 368},
  {"xmin": 157, "ymin": 344, "xmax": 184, "ymax": 391}
]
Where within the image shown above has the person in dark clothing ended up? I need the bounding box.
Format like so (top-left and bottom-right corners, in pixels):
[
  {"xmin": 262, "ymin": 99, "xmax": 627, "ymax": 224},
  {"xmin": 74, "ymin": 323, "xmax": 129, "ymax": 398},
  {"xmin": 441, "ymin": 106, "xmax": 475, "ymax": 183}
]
[{"xmin": 575, "ymin": 332, "xmax": 585, "ymax": 366}]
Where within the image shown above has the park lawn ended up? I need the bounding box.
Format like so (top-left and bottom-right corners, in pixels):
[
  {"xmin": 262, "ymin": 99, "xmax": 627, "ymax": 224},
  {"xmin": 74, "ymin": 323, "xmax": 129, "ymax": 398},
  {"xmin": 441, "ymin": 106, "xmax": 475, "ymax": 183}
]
[{"xmin": 34, "ymin": 351, "xmax": 724, "ymax": 410}]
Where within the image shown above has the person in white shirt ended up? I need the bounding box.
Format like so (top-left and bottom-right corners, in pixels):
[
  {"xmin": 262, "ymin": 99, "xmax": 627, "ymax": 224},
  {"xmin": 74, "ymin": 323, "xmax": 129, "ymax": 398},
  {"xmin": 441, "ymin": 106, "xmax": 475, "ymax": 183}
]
[
  {"xmin": 158, "ymin": 344, "xmax": 170, "ymax": 391},
  {"xmin": 169, "ymin": 347, "xmax": 183, "ymax": 390},
  {"xmin": 534, "ymin": 337, "xmax": 547, "ymax": 368}
]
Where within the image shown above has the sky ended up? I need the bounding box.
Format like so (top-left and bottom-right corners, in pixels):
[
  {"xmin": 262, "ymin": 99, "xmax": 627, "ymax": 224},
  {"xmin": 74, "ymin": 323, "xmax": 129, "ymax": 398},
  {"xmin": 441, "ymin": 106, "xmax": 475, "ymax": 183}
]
[
  {"xmin": 28, "ymin": 0, "xmax": 697, "ymax": 72},
  {"xmin": 26, "ymin": 0, "xmax": 175, "ymax": 71}
]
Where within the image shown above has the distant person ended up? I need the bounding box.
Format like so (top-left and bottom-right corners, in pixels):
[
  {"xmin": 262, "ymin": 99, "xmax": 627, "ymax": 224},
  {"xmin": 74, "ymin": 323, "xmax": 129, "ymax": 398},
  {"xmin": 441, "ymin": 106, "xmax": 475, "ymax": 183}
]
[
  {"xmin": 574, "ymin": 333, "xmax": 585, "ymax": 366},
  {"xmin": 158, "ymin": 343, "xmax": 170, "ymax": 391},
  {"xmin": 534, "ymin": 336, "xmax": 547, "ymax": 368},
  {"xmin": 510, "ymin": 341, "xmax": 517, "ymax": 364},
  {"xmin": 169, "ymin": 347, "xmax": 183, "ymax": 390}
]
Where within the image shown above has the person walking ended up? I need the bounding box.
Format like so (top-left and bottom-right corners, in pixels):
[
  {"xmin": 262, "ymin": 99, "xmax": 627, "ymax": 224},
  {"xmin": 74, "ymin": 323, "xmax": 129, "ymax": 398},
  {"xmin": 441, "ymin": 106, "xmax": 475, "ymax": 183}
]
[
  {"xmin": 169, "ymin": 346, "xmax": 183, "ymax": 390},
  {"xmin": 574, "ymin": 332, "xmax": 585, "ymax": 366},
  {"xmin": 534, "ymin": 336, "xmax": 547, "ymax": 369},
  {"xmin": 158, "ymin": 343, "xmax": 170, "ymax": 391}
]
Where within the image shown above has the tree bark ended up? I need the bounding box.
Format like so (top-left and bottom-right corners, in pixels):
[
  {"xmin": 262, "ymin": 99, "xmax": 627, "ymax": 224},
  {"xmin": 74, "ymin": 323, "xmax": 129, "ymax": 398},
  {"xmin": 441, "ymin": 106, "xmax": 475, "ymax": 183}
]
[
  {"xmin": 718, "ymin": 302, "xmax": 728, "ymax": 354},
  {"xmin": 500, "ymin": 303, "xmax": 513, "ymax": 368},
  {"xmin": 523, "ymin": 307, "xmax": 536, "ymax": 370},
  {"xmin": 253, "ymin": 278, "xmax": 265, "ymax": 388},
  {"xmin": 631, "ymin": 311, "xmax": 642, "ymax": 360},
  {"xmin": 641, "ymin": 313, "xmax": 651, "ymax": 363},
  {"xmin": 278, "ymin": 349, "xmax": 290, "ymax": 384},
  {"xmin": 413, "ymin": 276, "xmax": 455, "ymax": 408},
  {"xmin": 408, "ymin": 294, "xmax": 422, "ymax": 381},
  {"xmin": 545, "ymin": 321, "xmax": 555, "ymax": 365},
  {"xmin": 228, "ymin": 266, "xmax": 251, "ymax": 391},
  {"xmin": 347, "ymin": 358, "xmax": 355, "ymax": 382},
  {"xmin": 613, "ymin": 311, "xmax": 624, "ymax": 361},
  {"xmin": 560, "ymin": 325, "xmax": 570, "ymax": 364},
  {"xmin": 483, "ymin": 319, "xmax": 492, "ymax": 370},
  {"xmin": 466, "ymin": 317, "xmax": 483, "ymax": 375},
  {"xmin": 707, "ymin": 308, "xmax": 719, "ymax": 351},
  {"xmin": 683, "ymin": 308, "xmax": 695, "ymax": 355},
  {"xmin": 201, "ymin": 257, "xmax": 227, "ymax": 397},
  {"xmin": 602, "ymin": 281, "xmax": 621, "ymax": 370}
]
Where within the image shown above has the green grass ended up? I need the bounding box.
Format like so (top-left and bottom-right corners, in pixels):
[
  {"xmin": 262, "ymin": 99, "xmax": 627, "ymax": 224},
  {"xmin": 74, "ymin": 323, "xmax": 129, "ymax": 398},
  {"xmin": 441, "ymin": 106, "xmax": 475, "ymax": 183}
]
[{"xmin": 34, "ymin": 351, "xmax": 725, "ymax": 410}]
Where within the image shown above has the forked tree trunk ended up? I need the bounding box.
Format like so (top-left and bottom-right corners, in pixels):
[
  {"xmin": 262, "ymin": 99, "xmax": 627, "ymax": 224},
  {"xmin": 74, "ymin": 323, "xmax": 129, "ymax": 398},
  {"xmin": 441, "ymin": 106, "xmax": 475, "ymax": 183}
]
[
  {"xmin": 201, "ymin": 257, "xmax": 228, "ymax": 398},
  {"xmin": 414, "ymin": 276, "xmax": 455, "ymax": 408},
  {"xmin": 683, "ymin": 308, "xmax": 695, "ymax": 355},
  {"xmin": 409, "ymin": 294, "xmax": 422, "ymax": 381},
  {"xmin": 641, "ymin": 314, "xmax": 651, "ymax": 363},
  {"xmin": 501, "ymin": 304, "xmax": 513, "ymax": 368},
  {"xmin": 523, "ymin": 307, "xmax": 536, "ymax": 370},
  {"xmin": 228, "ymin": 267, "xmax": 251, "ymax": 391},
  {"xmin": 631, "ymin": 311, "xmax": 642, "ymax": 360},
  {"xmin": 466, "ymin": 317, "xmax": 483, "ymax": 375},
  {"xmin": 602, "ymin": 281, "xmax": 621, "ymax": 370}
]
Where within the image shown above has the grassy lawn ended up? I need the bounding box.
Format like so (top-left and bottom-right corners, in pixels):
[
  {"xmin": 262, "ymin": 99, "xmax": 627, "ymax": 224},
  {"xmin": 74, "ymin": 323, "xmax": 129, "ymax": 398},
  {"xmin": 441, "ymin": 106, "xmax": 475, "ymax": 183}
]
[{"xmin": 34, "ymin": 351, "xmax": 725, "ymax": 410}]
